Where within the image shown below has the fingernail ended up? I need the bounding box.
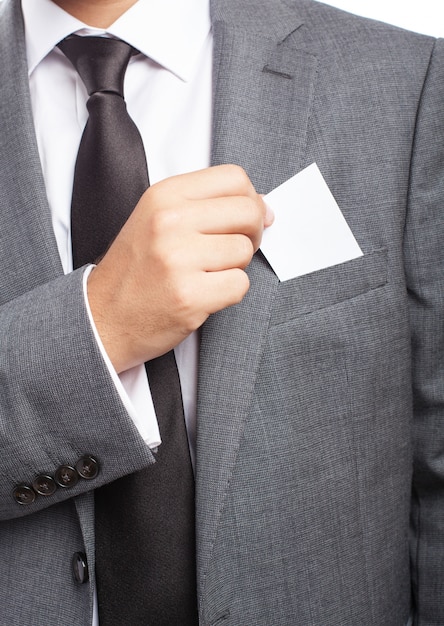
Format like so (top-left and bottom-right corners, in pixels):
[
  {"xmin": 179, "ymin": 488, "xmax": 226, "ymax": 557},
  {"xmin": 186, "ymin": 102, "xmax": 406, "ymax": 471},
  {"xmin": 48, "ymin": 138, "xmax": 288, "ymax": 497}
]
[{"xmin": 264, "ymin": 202, "xmax": 275, "ymax": 226}]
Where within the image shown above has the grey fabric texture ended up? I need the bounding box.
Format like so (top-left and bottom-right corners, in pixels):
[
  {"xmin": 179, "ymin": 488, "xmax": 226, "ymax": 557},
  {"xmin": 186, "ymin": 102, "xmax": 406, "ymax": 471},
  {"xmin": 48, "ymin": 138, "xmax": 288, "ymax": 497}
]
[{"xmin": 0, "ymin": 0, "xmax": 443, "ymax": 624}]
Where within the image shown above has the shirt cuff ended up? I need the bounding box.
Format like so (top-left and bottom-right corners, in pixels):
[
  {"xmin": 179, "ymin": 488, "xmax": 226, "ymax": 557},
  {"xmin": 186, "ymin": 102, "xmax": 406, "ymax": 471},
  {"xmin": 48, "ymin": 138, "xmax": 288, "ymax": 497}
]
[{"xmin": 82, "ymin": 265, "xmax": 161, "ymax": 449}]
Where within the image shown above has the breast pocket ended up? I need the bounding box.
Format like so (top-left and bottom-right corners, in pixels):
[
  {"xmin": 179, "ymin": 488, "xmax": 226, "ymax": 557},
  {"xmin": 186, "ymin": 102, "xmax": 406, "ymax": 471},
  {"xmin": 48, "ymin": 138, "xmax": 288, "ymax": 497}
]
[{"xmin": 270, "ymin": 248, "xmax": 388, "ymax": 326}]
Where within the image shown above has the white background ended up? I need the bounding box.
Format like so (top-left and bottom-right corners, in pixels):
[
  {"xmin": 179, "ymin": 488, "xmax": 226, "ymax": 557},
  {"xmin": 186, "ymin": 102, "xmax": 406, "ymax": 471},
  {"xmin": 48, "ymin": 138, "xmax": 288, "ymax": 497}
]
[{"xmin": 316, "ymin": 0, "xmax": 443, "ymax": 36}]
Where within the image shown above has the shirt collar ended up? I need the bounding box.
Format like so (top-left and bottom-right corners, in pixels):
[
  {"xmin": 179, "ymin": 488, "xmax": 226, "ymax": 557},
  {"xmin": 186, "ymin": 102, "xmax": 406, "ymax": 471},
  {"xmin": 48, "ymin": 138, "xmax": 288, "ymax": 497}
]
[{"xmin": 21, "ymin": 0, "xmax": 211, "ymax": 81}]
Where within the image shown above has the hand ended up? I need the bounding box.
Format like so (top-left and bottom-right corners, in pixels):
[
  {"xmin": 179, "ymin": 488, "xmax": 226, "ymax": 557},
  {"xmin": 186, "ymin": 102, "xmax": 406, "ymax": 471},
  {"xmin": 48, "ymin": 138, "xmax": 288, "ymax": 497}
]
[{"xmin": 87, "ymin": 165, "xmax": 274, "ymax": 373}]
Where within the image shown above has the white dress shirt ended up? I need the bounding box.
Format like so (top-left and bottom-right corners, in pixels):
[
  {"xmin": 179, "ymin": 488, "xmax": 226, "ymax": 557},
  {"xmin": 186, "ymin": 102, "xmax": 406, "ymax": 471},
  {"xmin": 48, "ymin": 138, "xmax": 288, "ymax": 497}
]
[
  {"xmin": 22, "ymin": 0, "xmax": 212, "ymax": 622},
  {"xmin": 22, "ymin": 0, "xmax": 212, "ymax": 467}
]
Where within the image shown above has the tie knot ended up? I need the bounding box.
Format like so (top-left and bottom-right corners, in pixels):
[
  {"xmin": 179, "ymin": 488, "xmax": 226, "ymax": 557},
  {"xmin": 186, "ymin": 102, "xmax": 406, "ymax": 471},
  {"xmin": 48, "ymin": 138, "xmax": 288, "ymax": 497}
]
[{"xmin": 58, "ymin": 35, "xmax": 137, "ymax": 97}]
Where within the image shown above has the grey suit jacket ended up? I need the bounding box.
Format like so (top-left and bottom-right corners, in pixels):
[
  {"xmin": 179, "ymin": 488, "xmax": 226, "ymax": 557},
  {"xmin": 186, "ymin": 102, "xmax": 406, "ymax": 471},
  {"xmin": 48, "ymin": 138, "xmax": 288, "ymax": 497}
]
[{"xmin": 0, "ymin": 0, "xmax": 443, "ymax": 624}]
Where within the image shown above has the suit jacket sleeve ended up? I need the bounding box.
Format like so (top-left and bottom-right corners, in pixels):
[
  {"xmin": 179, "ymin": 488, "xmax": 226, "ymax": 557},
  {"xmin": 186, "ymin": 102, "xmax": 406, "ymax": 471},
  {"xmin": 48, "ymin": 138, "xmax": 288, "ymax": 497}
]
[
  {"xmin": 0, "ymin": 268, "xmax": 154, "ymax": 521},
  {"xmin": 406, "ymin": 37, "xmax": 444, "ymax": 625}
]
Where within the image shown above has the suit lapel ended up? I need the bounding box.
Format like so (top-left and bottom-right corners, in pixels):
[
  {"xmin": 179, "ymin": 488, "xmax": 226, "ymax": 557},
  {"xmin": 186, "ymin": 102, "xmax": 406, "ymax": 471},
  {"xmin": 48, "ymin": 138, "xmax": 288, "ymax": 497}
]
[
  {"xmin": 196, "ymin": 0, "xmax": 319, "ymax": 587},
  {"xmin": 0, "ymin": 0, "xmax": 62, "ymax": 306},
  {"xmin": 209, "ymin": 0, "xmax": 317, "ymax": 192}
]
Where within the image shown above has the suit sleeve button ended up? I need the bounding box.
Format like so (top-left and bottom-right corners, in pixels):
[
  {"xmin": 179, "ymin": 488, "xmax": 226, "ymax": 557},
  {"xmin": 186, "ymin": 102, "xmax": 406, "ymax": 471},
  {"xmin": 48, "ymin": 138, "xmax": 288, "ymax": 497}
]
[
  {"xmin": 13, "ymin": 485, "xmax": 36, "ymax": 505},
  {"xmin": 54, "ymin": 465, "xmax": 79, "ymax": 488},
  {"xmin": 72, "ymin": 551, "xmax": 89, "ymax": 584},
  {"xmin": 32, "ymin": 475, "xmax": 57, "ymax": 496},
  {"xmin": 76, "ymin": 456, "xmax": 99, "ymax": 480}
]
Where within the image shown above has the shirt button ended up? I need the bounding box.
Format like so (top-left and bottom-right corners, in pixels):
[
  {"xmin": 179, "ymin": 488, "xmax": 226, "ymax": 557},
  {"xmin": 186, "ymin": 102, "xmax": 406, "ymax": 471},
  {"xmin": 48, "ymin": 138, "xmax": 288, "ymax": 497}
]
[
  {"xmin": 54, "ymin": 465, "xmax": 79, "ymax": 488},
  {"xmin": 72, "ymin": 552, "xmax": 89, "ymax": 584},
  {"xmin": 32, "ymin": 475, "xmax": 57, "ymax": 496},
  {"xmin": 13, "ymin": 485, "xmax": 36, "ymax": 505},
  {"xmin": 76, "ymin": 456, "xmax": 99, "ymax": 480}
]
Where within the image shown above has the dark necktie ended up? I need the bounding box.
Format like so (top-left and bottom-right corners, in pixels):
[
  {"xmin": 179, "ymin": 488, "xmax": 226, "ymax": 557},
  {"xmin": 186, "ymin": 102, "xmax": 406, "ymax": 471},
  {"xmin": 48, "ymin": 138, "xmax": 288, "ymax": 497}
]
[{"xmin": 58, "ymin": 36, "xmax": 198, "ymax": 625}]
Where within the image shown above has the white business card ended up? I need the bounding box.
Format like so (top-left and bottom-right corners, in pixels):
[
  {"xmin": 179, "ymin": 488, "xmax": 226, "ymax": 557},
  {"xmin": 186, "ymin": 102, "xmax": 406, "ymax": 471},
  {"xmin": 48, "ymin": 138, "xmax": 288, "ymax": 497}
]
[{"xmin": 260, "ymin": 163, "xmax": 363, "ymax": 282}]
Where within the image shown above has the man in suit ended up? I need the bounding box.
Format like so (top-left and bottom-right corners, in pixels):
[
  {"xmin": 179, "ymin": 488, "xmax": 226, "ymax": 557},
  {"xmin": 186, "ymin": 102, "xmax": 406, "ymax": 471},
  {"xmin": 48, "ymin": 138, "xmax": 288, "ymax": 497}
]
[{"xmin": 0, "ymin": 0, "xmax": 443, "ymax": 624}]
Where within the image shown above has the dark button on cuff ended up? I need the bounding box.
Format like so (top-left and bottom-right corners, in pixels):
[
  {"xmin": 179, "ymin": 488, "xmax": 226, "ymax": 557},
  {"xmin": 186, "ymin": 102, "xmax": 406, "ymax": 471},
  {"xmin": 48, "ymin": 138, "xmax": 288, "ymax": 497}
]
[
  {"xmin": 13, "ymin": 485, "xmax": 36, "ymax": 505},
  {"xmin": 76, "ymin": 456, "xmax": 99, "ymax": 480},
  {"xmin": 72, "ymin": 551, "xmax": 89, "ymax": 584},
  {"xmin": 32, "ymin": 475, "xmax": 57, "ymax": 496},
  {"xmin": 54, "ymin": 465, "xmax": 79, "ymax": 488}
]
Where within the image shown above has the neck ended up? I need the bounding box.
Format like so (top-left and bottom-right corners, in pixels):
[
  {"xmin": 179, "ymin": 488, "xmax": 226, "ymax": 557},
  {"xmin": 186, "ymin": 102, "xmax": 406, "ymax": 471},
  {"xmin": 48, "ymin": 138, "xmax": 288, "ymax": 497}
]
[{"xmin": 50, "ymin": 0, "xmax": 139, "ymax": 27}]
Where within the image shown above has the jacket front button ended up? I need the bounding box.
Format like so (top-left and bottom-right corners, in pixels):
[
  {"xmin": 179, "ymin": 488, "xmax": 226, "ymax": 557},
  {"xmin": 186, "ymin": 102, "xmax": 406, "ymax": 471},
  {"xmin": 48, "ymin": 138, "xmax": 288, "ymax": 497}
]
[
  {"xmin": 72, "ymin": 552, "xmax": 89, "ymax": 584},
  {"xmin": 54, "ymin": 465, "xmax": 79, "ymax": 488},
  {"xmin": 32, "ymin": 475, "xmax": 57, "ymax": 496},
  {"xmin": 13, "ymin": 485, "xmax": 36, "ymax": 505}
]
